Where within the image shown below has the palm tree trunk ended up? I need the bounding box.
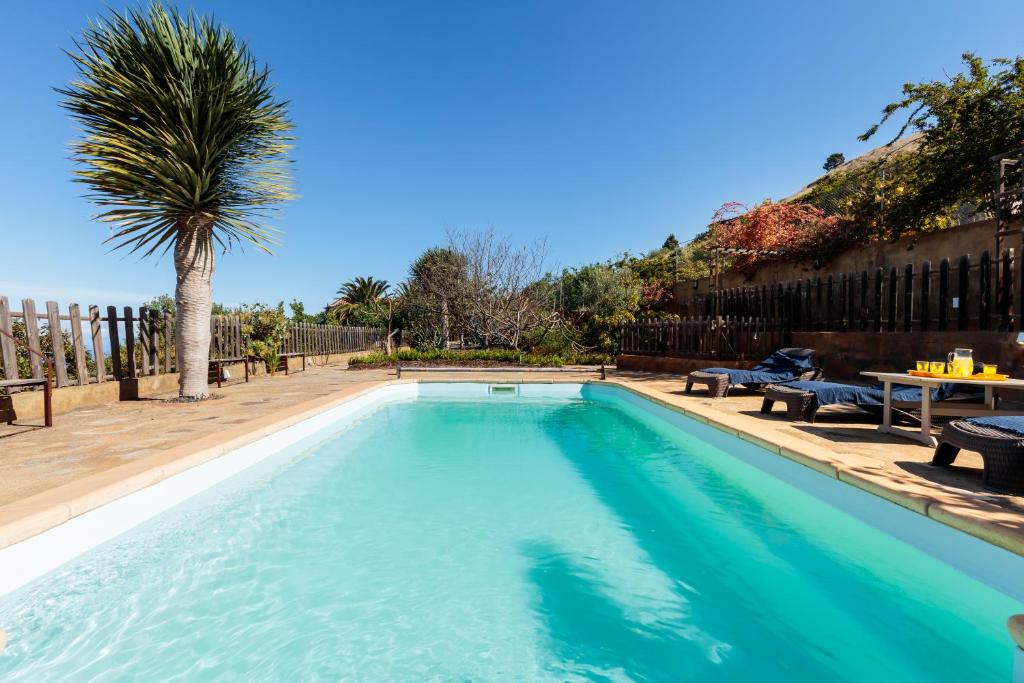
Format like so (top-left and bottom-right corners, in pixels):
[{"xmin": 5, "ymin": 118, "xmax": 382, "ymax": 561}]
[{"xmin": 174, "ymin": 220, "xmax": 215, "ymax": 399}]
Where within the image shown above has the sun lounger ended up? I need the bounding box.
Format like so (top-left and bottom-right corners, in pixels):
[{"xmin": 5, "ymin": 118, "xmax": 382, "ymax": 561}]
[
  {"xmin": 932, "ymin": 417, "xmax": 1024, "ymax": 493},
  {"xmin": 684, "ymin": 348, "xmax": 822, "ymax": 398},
  {"xmin": 760, "ymin": 379, "xmax": 980, "ymax": 423}
]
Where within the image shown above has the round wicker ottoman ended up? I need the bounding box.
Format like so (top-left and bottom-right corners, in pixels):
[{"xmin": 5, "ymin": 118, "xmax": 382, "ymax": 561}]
[
  {"xmin": 932, "ymin": 420, "xmax": 1024, "ymax": 494},
  {"xmin": 760, "ymin": 384, "xmax": 819, "ymax": 422},
  {"xmin": 685, "ymin": 371, "xmax": 731, "ymax": 398}
]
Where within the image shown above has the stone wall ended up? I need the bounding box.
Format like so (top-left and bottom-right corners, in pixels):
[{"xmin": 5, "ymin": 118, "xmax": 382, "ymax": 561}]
[
  {"xmin": 616, "ymin": 355, "xmax": 757, "ymax": 375},
  {"xmin": 674, "ymin": 218, "xmax": 1015, "ymax": 302},
  {"xmin": 0, "ymin": 351, "xmax": 367, "ymax": 422},
  {"xmin": 0, "ymin": 373, "xmax": 181, "ymax": 423}
]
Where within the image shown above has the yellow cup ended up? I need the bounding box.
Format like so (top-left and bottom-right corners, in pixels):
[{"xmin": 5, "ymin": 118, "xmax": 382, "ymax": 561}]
[
  {"xmin": 915, "ymin": 360, "xmax": 928, "ymax": 371},
  {"xmin": 929, "ymin": 361, "xmax": 946, "ymax": 374},
  {"xmin": 982, "ymin": 364, "xmax": 997, "ymax": 375}
]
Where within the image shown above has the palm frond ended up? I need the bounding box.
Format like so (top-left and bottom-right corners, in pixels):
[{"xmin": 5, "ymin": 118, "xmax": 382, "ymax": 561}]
[
  {"xmin": 337, "ymin": 276, "xmax": 390, "ymax": 305},
  {"xmin": 59, "ymin": 2, "xmax": 294, "ymax": 254}
]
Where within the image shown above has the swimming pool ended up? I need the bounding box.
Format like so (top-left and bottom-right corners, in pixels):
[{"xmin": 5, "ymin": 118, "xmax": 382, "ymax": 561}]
[{"xmin": 0, "ymin": 382, "xmax": 1021, "ymax": 681}]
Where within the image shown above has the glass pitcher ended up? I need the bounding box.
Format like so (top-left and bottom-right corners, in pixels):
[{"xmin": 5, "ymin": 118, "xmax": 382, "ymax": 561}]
[{"xmin": 947, "ymin": 348, "xmax": 973, "ymax": 377}]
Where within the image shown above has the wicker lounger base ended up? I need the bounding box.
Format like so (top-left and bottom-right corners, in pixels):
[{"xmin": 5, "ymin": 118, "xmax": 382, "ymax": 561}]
[
  {"xmin": 932, "ymin": 420, "xmax": 1024, "ymax": 493},
  {"xmin": 685, "ymin": 371, "xmax": 731, "ymax": 398},
  {"xmin": 760, "ymin": 384, "xmax": 818, "ymax": 422}
]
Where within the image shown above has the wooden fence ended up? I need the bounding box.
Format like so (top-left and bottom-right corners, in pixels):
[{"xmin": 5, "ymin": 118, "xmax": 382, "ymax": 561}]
[
  {"xmin": 619, "ymin": 317, "xmax": 788, "ymax": 360},
  {"xmin": 0, "ymin": 296, "xmax": 384, "ymax": 389},
  {"xmin": 622, "ymin": 248, "xmax": 1021, "ymax": 359},
  {"xmin": 208, "ymin": 316, "xmax": 384, "ymax": 361},
  {"xmin": 675, "ymin": 248, "xmax": 1019, "ymax": 334}
]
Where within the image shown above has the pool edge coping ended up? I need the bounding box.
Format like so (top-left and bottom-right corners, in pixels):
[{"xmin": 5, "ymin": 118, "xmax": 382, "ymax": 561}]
[{"xmin": 0, "ymin": 377, "xmax": 1022, "ymax": 559}]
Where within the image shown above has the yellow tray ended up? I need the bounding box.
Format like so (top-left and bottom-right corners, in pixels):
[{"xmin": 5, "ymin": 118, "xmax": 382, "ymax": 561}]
[{"xmin": 907, "ymin": 370, "xmax": 1008, "ymax": 381}]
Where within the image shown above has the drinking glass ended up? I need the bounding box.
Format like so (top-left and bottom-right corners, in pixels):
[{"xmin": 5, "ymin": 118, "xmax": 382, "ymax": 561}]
[
  {"xmin": 982, "ymin": 364, "xmax": 997, "ymax": 375},
  {"xmin": 929, "ymin": 361, "xmax": 946, "ymax": 374},
  {"xmin": 915, "ymin": 360, "xmax": 928, "ymax": 371}
]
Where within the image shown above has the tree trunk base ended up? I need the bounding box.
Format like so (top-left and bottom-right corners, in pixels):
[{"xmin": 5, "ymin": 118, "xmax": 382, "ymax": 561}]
[{"xmin": 161, "ymin": 394, "xmax": 224, "ymax": 404}]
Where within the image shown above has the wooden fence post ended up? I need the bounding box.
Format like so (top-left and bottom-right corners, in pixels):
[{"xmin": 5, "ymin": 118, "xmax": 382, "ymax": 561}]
[
  {"xmin": 148, "ymin": 308, "xmax": 159, "ymax": 374},
  {"xmin": 22, "ymin": 299, "xmax": 43, "ymax": 380},
  {"xmin": 790, "ymin": 283, "xmax": 799, "ymax": 331},
  {"xmin": 208, "ymin": 316, "xmax": 216, "ymax": 360},
  {"xmin": 812, "ymin": 277, "xmax": 820, "ymax": 331},
  {"xmin": 839, "ymin": 275, "xmax": 847, "ymax": 331},
  {"xmin": 68, "ymin": 303, "xmax": 88, "ymax": 385},
  {"xmin": 0, "ymin": 297, "xmax": 17, "ymax": 381},
  {"xmin": 920, "ymin": 261, "xmax": 931, "ymax": 332},
  {"xmin": 1000, "ymin": 248, "xmax": 1014, "ymax": 331},
  {"xmin": 980, "ymin": 251, "xmax": 991, "ymax": 330},
  {"xmin": 123, "ymin": 307, "xmax": 137, "ymax": 379},
  {"xmin": 887, "ymin": 267, "xmax": 897, "ymax": 332},
  {"xmin": 221, "ymin": 316, "xmax": 227, "ymax": 359},
  {"xmin": 107, "ymin": 306, "xmax": 123, "ymax": 380},
  {"xmin": 873, "ymin": 267, "xmax": 883, "ymax": 332},
  {"xmin": 139, "ymin": 306, "xmax": 151, "ymax": 376},
  {"xmin": 938, "ymin": 258, "xmax": 949, "ymax": 331},
  {"xmin": 89, "ymin": 305, "xmax": 105, "ymax": 382},
  {"xmin": 826, "ymin": 276, "xmax": 834, "ymax": 330},
  {"xmin": 903, "ymin": 264, "xmax": 914, "ymax": 332},
  {"xmin": 957, "ymin": 255, "xmax": 970, "ymax": 331},
  {"xmin": 164, "ymin": 312, "xmax": 174, "ymax": 373},
  {"xmin": 804, "ymin": 279, "xmax": 813, "ymax": 330},
  {"xmin": 859, "ymin": 270, "xmax": 868, "ymax": 331},
  {"xmin": 785, "ymin": 283, "xmax": 794, "ymax": 330},
  {"xmin": 44, "ymin": 302, "xmax": 69, "ymax": 387},
  {"xmin": 846, "ymin": 273, "xmax": 856, "ymax": 331}
]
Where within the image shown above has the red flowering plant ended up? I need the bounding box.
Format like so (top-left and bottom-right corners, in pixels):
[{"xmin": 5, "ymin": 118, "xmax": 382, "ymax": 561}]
[
  {"xmin": 640, "ymin": 278, "xmax": 672, "ymax": 306},
  {"xmin": 710, "ymin": 200, "xmax": 857, "ymax": 269}
]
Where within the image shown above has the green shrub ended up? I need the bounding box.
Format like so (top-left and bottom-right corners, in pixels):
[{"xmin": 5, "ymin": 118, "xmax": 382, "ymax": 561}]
[
  {"xmin": 249, "ymin": 340, "xmax": 281, "ymax": 375},
  {"xmin": 241, "ymin": 302, "xmax": 288, "ymax": 375},
  {"xmin": 348, "ymin": 348, "xmax": 611, "ymax": 368}
]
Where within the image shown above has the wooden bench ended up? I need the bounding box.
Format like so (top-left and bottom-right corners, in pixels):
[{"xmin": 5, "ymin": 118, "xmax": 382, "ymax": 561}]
[
  {"xmin": 250, "ymin": 353, "xmax": 306, "ymax": 376},
  {"xmin": 208, "ymin": 356, "xmax": 249, "ymax": 388},
  {"xmin": 277, "ymin": 352, "xmax": 306, "ymax": 375},
  {"xmin": 1, "ymin": 378, "xmax": 52, "ymax": 427}
]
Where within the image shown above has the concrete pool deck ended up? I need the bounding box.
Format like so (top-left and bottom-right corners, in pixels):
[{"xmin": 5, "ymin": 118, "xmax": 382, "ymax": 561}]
[{"xmin": 0, "ymin": 364, "xmax": 1022, "ymax": 555}]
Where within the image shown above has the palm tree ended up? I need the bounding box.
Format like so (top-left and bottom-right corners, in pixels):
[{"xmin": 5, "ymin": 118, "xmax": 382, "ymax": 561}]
[
  {"xmin": 337, "ymin": 276, "xmax": 389, "ymax": 305},
  {"xmin": 60, "ymin": 4, "xmax": 293, "ymax": 399}
]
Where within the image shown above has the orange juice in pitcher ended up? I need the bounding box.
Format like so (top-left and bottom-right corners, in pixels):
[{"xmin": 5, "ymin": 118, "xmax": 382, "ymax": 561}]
[{"xmin": 947, "ymin": 348, "xmax": 973, "ymax": 377}]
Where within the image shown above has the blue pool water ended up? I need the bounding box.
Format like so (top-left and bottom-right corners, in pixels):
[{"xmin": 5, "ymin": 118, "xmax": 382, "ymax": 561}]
[{"xmin": 0, "ymin": 386, "xmax": 1020, "ymax": 681}]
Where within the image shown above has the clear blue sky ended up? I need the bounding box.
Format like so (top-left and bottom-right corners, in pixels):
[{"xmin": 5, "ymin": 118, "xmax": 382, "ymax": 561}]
[{"xmin": 2, "ymin": 0, "xmax": 1023, "ymax": 312}]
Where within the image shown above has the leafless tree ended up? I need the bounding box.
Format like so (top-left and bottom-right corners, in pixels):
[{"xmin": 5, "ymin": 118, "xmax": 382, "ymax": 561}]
[
  {"xmin": 446, "ymin": 229, "xmax": 563, "ymax": 350},
  {"xmin": 366, "ymin": 291, "xmax": 405, "ymax": 354}
]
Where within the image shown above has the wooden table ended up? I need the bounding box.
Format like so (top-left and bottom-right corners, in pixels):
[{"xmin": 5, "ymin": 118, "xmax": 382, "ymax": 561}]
[{"xmin": 860, "ymin": 371, "xmax": 1024, "ymax": 447}]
